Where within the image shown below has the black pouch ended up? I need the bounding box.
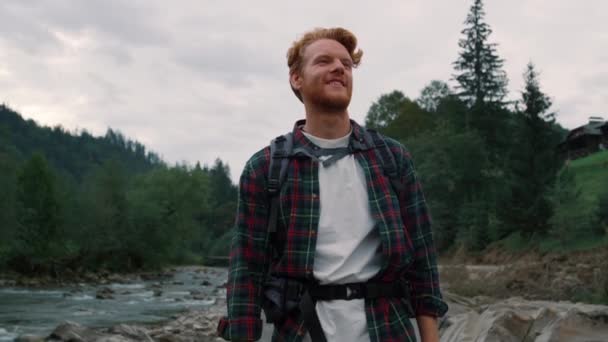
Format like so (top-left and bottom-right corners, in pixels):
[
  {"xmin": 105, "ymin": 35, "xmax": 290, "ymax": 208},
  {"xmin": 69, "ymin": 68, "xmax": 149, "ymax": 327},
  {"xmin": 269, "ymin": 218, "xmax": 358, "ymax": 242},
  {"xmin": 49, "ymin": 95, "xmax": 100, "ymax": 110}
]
[{"xmin": 262, "ymin": 277, "xmax": 303, "ymax": 323}]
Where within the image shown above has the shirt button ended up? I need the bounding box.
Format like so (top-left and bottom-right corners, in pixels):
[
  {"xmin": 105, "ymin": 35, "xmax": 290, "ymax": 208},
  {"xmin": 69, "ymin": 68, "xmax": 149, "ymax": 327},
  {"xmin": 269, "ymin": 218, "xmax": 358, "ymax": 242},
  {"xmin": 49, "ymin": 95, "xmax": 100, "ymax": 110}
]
[
  {"xmin": 309, "ymin": 230, "xmax": 315, "ymax": 236},
  {"xmin": 312, "ymin": 193, "xmax": 318, "ymax": 199}
]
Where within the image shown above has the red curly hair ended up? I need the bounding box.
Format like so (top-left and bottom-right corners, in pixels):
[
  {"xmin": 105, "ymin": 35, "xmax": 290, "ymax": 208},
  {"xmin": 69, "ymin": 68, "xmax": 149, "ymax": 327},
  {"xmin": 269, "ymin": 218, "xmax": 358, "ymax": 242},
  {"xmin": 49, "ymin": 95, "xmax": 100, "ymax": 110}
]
[{"xmin": 287, "ymin": 27, "xmax": 363, "ymax": 102}]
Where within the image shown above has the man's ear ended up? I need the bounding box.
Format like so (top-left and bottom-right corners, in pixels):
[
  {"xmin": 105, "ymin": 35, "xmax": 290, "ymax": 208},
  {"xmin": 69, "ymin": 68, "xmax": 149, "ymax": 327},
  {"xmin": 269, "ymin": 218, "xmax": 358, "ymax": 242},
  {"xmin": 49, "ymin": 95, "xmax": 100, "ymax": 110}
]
[{"xmin": 289, "ymin": 71, "xmax": 302, "ymax": 91}]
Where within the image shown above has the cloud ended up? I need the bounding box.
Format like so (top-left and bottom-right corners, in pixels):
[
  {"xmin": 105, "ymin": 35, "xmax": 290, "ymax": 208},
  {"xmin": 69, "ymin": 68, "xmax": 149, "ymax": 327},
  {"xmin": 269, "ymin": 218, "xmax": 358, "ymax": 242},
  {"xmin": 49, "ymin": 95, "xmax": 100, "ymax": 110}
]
[
  {"xmin": 1, "ymin": 0, "xmax": 607, "ymax": 181},
  {"xmin": 0, "ymin": 1, "xmax": 169, "ymax": 47},
  {"xmin": 173, "ymin": 38, "xmax": 282, "ymax": 87}
]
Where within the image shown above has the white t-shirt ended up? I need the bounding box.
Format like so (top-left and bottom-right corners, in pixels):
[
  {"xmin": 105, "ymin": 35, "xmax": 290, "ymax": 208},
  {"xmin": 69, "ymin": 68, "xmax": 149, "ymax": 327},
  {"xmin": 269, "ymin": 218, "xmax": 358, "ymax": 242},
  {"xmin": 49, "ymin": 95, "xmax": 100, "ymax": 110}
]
[{"xmin": 301, "ymin": 129, "xmax": 382, "ymax": 342}]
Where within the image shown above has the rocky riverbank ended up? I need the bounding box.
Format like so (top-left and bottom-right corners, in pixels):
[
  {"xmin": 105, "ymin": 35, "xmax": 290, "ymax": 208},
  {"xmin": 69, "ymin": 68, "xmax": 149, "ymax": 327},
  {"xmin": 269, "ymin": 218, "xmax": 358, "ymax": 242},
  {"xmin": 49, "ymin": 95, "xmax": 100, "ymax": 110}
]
[
  {"xmin": 441, "ymin": 292, "xmax": 608, "ymax": 341},
  {"xmin": 0, "ymin": 269, "xmax": 175, "ymax": 289},
  {"xmin": 14, "ymin": 301, "xmax": 227, "ymax": 342},
  {"xmin": 5, "ymin": 257, "xmax": 608, "ymax": 341},
  {"xmin": 440, "ymin": 246, "xmax": 608, "ymax": 303},
  {"xmin": 14, "ymin": 290, "xmax": 608, "ymax": 341}
]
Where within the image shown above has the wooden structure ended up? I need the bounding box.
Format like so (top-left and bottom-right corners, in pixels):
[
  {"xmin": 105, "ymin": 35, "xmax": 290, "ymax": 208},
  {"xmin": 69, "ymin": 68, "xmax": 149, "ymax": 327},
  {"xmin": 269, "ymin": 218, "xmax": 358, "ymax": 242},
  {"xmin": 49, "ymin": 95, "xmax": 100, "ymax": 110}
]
[{"xmin": 558, "ymin": 117, "xmax": 607, "ymax": 160}]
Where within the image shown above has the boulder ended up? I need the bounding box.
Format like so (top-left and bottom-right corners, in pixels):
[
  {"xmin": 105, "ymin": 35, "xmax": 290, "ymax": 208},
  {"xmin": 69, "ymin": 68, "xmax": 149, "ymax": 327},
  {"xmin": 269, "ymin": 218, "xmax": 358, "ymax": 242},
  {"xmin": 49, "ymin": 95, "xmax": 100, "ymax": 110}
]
[
  {"xmin": 439, "ymin": 296, "xmax": 608, "ymax": 342},
  {"xmin": 49, "ymin": 321, "xmax": 105, "ymax": 341},
  {"xmin": 96, "ymin": 286, "xmax": 115, "ymax": 300}
]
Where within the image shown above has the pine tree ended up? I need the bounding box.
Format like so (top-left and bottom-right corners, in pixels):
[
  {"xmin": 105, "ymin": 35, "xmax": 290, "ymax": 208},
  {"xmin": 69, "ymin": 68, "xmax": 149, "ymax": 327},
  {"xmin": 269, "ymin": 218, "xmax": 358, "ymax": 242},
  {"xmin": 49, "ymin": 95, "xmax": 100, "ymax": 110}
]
[
  {"xmin": 453, "ymin": 0, "xmax": 508, "ymax": 116},
  {"xmin": 521, "ymin": 62, "xmax": 554, "ymax": 123},
  {"xmin": 501, "ymin": 63, "xmax": 561, "ymax": 237},
  {"xmin": 450, "ymin": 0, "xmax": 511, "ymax": 245}
]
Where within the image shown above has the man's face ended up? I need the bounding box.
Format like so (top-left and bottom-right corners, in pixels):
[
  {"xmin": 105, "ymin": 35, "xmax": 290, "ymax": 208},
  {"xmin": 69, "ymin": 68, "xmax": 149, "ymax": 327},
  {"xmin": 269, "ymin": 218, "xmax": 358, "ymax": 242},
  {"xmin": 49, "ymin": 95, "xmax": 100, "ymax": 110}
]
[{"xmin": 291, "ymin": 39, "xmax": 354, "ymax": 111}]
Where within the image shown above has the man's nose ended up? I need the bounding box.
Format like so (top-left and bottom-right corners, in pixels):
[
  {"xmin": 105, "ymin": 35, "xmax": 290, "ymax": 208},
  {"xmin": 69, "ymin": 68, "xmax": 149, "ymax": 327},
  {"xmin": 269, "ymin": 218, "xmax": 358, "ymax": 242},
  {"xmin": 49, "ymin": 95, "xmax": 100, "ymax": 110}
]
[{"xmin": 330, "ymin": 59, "xmax": 345, "ymax": 73}]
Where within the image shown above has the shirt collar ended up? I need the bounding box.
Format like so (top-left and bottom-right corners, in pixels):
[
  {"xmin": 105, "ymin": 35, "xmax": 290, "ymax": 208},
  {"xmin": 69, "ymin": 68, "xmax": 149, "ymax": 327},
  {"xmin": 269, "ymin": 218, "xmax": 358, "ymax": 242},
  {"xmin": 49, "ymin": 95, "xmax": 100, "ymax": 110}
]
[{"xmin": 291, "ymin": 119, "xmax": 374, "ymax": 152}]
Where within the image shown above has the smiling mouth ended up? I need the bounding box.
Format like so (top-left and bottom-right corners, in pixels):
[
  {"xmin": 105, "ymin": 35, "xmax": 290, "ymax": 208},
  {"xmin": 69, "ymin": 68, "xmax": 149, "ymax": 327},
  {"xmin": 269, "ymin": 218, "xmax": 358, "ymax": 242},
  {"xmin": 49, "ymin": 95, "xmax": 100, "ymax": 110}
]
[{"xmin": 327, "ymin": 80, "xmax": 345, "ymax": 86}]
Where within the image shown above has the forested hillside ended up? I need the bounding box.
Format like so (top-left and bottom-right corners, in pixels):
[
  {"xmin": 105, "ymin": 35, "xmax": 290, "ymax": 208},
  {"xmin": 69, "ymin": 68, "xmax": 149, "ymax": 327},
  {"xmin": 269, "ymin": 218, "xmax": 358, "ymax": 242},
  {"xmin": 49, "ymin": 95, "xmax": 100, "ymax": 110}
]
[{"xmin": 0, "ymin": 104, "xmax": 237, "ymax": 274}]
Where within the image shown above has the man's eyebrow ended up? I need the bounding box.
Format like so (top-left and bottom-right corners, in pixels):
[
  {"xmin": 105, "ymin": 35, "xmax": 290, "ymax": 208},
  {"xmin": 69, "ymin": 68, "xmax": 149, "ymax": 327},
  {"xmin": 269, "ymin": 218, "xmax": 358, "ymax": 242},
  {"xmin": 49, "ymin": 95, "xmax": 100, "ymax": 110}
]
[{"xmin": 312, "ymin": 54, "xmax": 332, "ymax": 61}]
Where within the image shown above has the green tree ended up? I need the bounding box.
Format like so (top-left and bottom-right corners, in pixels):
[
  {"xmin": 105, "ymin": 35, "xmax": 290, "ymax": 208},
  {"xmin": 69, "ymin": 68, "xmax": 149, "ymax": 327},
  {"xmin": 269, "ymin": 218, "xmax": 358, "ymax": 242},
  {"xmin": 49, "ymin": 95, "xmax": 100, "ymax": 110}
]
[
  {"xmin": 128, "ymin": 164, "xmax": 215, "ymax": 267},
  {"xmin": 205, "ymin": 159, "xmax": 238, "ymax": 238},
  {"xmin": 13, "ymin": 154, "xmax": 63, "ymax": 272},
  {"xmin": 402, "ymin": 121, "xmax": 490, "ymax": 250},
  {"xmin": 416, "ymin": 80, "xmax": 452, "ymax": 113},
  {"xmin": 382, "ymin": 98, "xmax": 435, "ymax": 140},
  {"xmin": 79, "ymin": 160, "xmax": 132, "ymax": 270},
  {"xmin": 365, "ymin": 90, "xmax": 408, "ymax": 129},
  {"xmin": 449, "ymin": 0, "xmax": 514, "ymax": 248},
  {"xmin": 435, "ymin": 95, "xmax": 470, "ymax": 132},
  {"xmin": 453, "ymin": 0, "xmax": 508, "ymax": 110},
  {"xmin": 453, "ymin": 0, "xmax": 510, "ymax": 155},
  {"xmin": 458, "ymin": 199, "xmax": 491, "ymax": 251},
  {"xmin": 500, "ymin": 63, "xmax": 561, "ymax": 237},
  {"xmin": 0, "ymin": 151, "xmax": 18, "ymax": 266}
]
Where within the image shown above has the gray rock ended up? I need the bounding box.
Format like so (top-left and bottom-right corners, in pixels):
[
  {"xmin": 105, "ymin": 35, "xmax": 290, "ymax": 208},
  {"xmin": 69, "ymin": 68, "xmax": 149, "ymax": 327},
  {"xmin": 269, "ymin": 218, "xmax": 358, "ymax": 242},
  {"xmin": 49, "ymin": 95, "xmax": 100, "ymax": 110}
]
[
  {"xmin": 95, "ymin": 336, "xmax": 136, "ymax": 342},
  {"xmin": 14, "ymin": 334, "xmax": 45, "ymax": 342},
  {"xmin": 49, "ymin": 321, "xmax": 105, "ymax": 341},
  {"xmin": 439, "ymin": 296, "xmax": 608, "ymax": 342},
  {"xmin": 96, "ymin": 287, "xmax": 115, "ymax": 300},
  {"xmin": 109, "ymin": 324, "xmax": 153, "ymax": 341}
]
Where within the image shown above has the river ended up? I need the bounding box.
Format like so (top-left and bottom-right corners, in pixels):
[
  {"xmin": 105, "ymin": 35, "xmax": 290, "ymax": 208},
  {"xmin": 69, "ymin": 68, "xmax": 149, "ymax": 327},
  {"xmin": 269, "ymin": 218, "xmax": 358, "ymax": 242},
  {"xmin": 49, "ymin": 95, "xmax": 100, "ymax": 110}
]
[{"xmin": 0, "ymin": 267, "xmax": 227, "ymax": 341}]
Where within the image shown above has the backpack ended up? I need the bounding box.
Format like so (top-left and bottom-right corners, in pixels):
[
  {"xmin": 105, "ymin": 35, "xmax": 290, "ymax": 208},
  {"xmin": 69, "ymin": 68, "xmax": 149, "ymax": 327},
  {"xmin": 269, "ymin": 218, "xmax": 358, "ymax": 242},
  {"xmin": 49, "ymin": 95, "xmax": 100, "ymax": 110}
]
[{"xmin": 266, "ymin": 129, "xmax": 403, "ymax": 238}]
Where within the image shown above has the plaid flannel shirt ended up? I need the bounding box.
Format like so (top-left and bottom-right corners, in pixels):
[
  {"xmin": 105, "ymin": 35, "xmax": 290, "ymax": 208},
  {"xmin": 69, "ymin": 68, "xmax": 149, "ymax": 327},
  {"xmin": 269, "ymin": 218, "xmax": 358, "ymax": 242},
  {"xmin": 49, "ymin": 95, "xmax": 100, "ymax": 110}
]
[{"xmin": 218, "ymin": 120, "xmax": 447, "ymax": 342}]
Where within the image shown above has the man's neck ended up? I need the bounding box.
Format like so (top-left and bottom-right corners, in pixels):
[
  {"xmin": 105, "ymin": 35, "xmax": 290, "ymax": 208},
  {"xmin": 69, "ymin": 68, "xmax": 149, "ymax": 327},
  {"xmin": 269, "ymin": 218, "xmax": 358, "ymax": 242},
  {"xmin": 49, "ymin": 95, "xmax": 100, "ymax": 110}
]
[{"xmin": 302, "ymin": 107, "xmax": 351, "ymax": 139}]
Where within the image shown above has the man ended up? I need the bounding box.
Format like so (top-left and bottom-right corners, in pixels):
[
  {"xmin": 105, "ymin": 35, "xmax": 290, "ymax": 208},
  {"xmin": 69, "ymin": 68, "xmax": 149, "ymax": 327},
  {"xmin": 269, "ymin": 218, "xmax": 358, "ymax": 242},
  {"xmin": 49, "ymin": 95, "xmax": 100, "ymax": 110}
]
[{"xmin": 218, "ymin": 27, "xmax": 447, "ymax": 342}]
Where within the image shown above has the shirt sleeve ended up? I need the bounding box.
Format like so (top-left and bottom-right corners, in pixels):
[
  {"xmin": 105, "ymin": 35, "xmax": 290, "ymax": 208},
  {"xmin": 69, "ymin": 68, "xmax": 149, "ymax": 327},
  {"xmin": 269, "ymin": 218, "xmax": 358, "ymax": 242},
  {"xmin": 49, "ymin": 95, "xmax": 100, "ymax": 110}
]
[
  {"xmin": 393, "ymin": 141, "xmax": 448, "ymax": 318},
  {"xmin": 218, "ymin": 151, "xmax": 270, "ymax": 341}
]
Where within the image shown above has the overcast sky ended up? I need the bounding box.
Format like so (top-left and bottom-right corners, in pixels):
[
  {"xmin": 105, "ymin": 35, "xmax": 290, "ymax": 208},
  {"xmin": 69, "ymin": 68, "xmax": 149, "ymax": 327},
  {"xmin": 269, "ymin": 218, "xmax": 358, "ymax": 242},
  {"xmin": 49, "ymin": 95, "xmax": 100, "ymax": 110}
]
[{"xmin": 1, "ymin": 0, "xmax": 606, "ymax": 181}]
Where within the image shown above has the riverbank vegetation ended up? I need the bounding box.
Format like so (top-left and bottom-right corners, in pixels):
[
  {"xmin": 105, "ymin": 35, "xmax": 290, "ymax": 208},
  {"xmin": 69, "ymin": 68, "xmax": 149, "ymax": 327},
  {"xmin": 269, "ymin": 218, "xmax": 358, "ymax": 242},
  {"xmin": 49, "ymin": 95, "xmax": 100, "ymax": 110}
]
[{"xmin": 0, "ymin": 104, "xmax": 237, "ymax": 274}]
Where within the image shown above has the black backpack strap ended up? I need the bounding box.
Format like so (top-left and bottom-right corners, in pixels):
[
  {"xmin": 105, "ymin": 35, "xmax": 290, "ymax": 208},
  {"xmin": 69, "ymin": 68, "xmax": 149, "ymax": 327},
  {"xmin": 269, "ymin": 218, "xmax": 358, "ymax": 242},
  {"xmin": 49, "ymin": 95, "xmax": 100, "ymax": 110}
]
[
  {"xmin": 366, "ymin": 129, "xmax": 404, "ymax": 193},
  {"xmin": 267, "ymin": 133, "xmax": 293, "ymax": 235},
  {"xmin": 300, "ymin": 289, "xmax": 327, "ymax": 342}
]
